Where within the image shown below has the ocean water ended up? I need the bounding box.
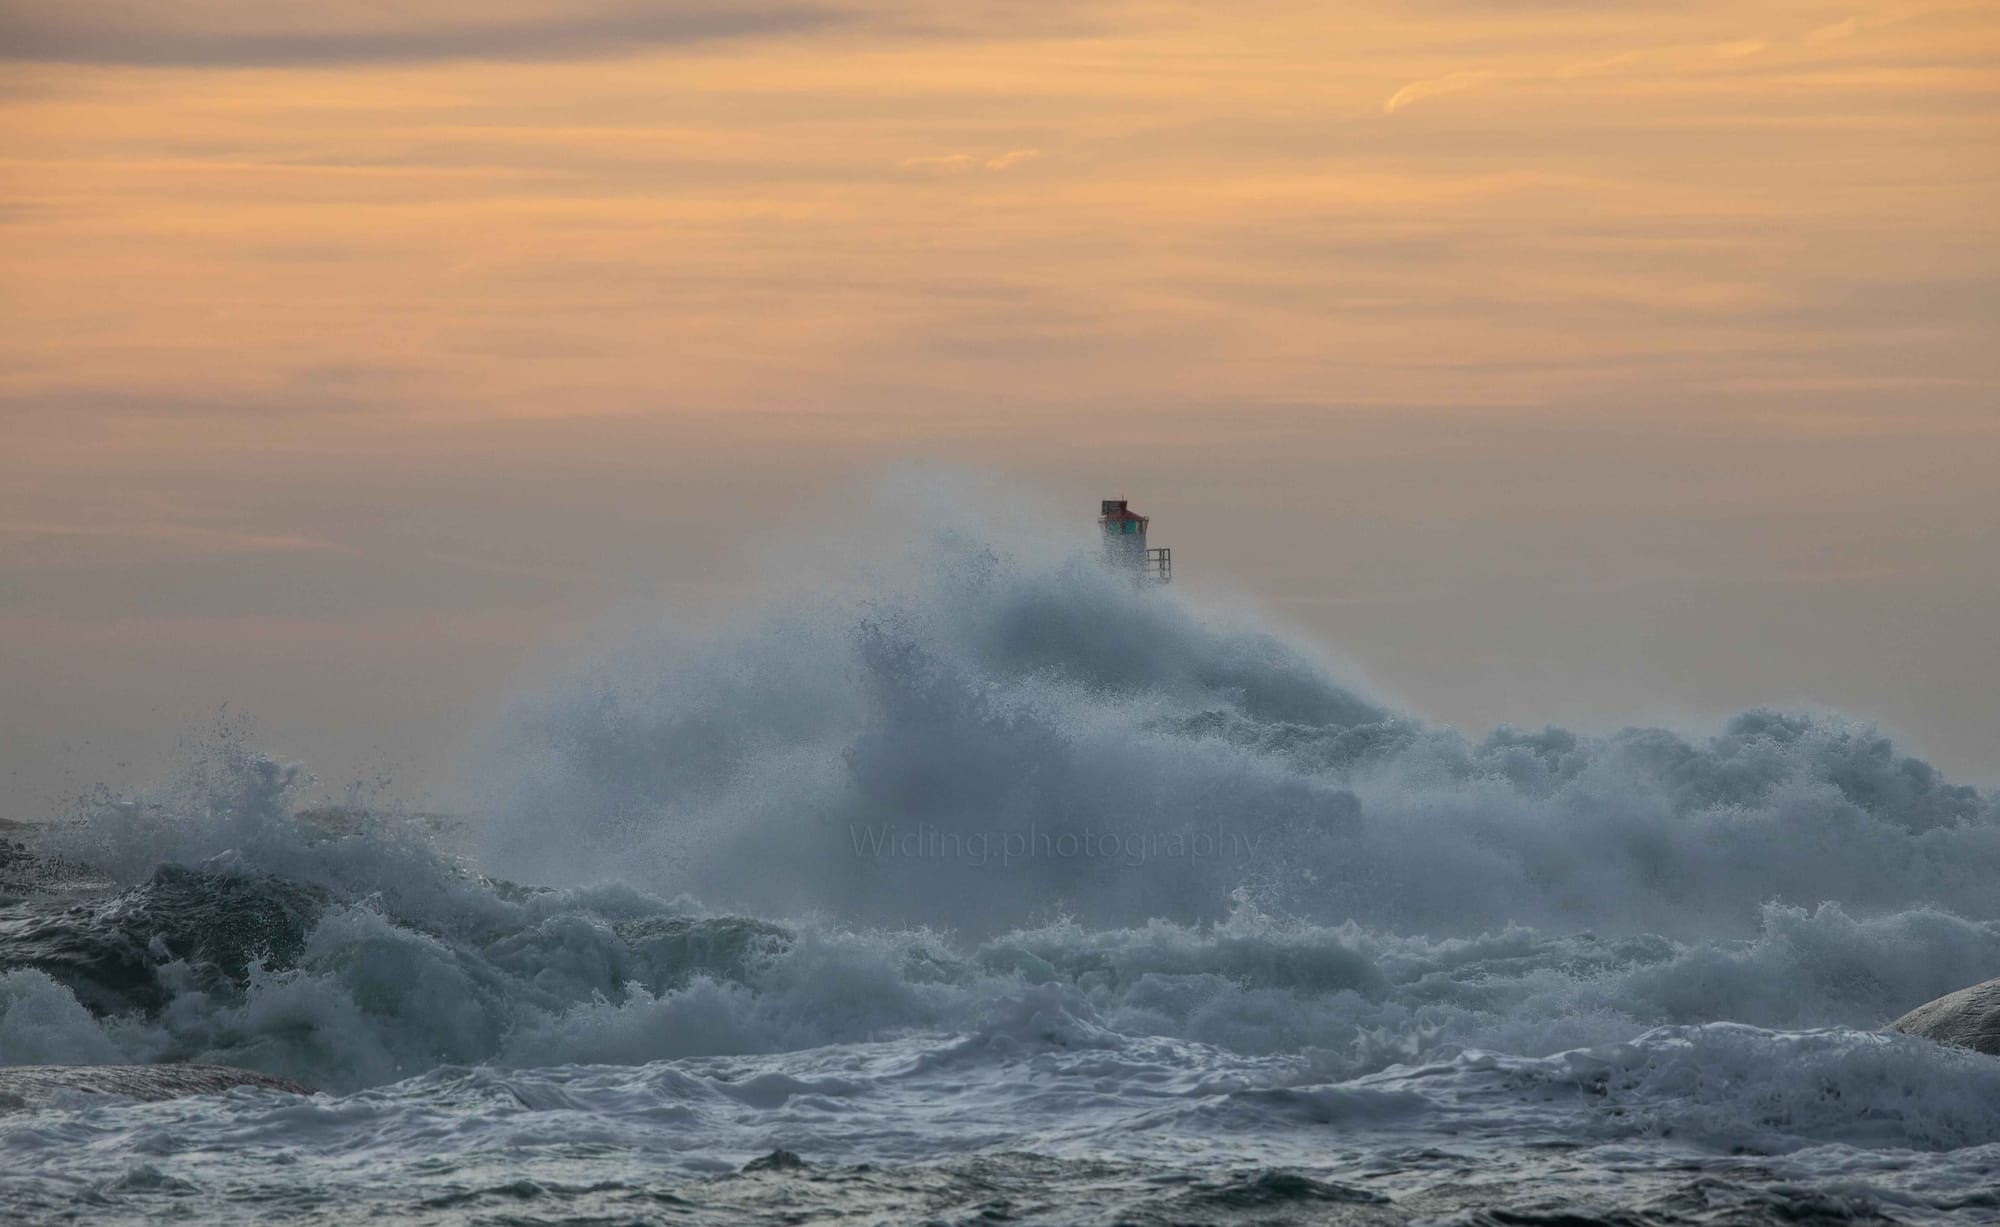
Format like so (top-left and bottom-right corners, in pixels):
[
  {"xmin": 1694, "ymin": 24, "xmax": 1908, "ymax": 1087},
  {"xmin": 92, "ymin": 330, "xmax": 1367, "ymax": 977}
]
[{"xmin": 3, "ymin": 516, "xmax": 1998, "ymax": 1224}]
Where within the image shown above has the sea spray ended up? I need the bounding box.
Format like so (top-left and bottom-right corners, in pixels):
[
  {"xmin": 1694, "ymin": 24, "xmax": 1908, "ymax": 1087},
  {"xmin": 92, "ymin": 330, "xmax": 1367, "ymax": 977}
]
[
  {"xmin": 467, "ymin": 518, "xmax": 1997, "ymax": 936},
  {"xmin": 3, "ymin": 505, "xmax": 1997, "ymax": 1223}
]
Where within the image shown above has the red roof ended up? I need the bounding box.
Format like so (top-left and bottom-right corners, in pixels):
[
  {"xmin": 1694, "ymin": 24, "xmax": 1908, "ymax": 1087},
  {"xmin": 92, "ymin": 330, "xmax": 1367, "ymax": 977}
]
[{"xmin": 1099, "ymin": 499, "xmax": 1148, "ymax": 523}]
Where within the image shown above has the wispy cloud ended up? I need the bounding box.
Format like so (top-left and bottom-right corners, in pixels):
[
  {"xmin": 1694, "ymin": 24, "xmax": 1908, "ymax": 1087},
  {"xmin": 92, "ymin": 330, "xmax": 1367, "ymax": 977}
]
[
  {"xmin": 0, "ymin": 1, "xmax": 837, "ymax": 67},
  {"xmin": 1804, "ymin": 3, "xmax": 1976, "ymax": 47},
  {"xmin": 900, "ymin": 150, "xmax": 1042, "ymax": 174},
  {"xmin": 1806, "ymin": 16, "xmax": 1862, "ymax": 44},
  {"xmin": 1383, "ymin": 27, "xmax": 1786, "ymax": 114},
  {"xmin": 899, "ymin": 153, "xmax": 978, "ymax": 173},
  {"xmin": 985, "ymin": 149, "xmax": 1041, "ymax": 171},
  {"xmin": 1382, "ymin": 71, "xmax": 1501, "ymax": 115}
]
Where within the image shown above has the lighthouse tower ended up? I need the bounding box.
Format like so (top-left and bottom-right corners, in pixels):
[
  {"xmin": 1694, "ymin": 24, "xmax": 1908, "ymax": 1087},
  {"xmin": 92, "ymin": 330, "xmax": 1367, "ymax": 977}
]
[{"xmin": 1099, "ymin": 499, "xmax": 1171, "ymax": 583}]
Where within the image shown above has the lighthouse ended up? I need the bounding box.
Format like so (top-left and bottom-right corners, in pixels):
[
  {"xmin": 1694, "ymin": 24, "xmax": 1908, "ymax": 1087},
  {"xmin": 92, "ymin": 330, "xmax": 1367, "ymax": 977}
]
[{"xmin": 1099, "ymin": 499, "xmax": 1171, "ymax": 583}]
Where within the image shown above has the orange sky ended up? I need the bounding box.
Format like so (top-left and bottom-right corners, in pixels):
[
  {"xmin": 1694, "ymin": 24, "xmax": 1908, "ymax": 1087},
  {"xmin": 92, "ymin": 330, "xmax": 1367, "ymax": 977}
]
[{"xmin": 3, "ymin": 0, "xmax": 1998, "ymax": 805}]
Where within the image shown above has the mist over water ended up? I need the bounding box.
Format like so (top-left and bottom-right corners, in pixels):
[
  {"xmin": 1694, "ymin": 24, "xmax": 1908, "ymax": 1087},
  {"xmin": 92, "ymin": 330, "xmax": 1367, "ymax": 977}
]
[
  {"xmin": 473, "ymin": 497, "xmax": 1998, "ymax": 940},
  {"xmin": 5, "ymin": 488, "xmax": 1999, "ymax": 1223}
]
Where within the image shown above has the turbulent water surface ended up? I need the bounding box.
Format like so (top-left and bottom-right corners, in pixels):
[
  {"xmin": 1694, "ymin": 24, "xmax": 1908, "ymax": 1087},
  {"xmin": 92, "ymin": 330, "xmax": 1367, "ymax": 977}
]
[{"xmin": 3, "ymin": 525, "xmax": 1998, "ymax": 1224}]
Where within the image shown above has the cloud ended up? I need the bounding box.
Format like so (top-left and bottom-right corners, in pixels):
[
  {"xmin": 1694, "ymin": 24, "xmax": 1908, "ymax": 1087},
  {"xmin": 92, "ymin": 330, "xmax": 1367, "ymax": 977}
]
[
  {"xmin": 1806, "ymin": 17, "xmax": 1861, "ymax": 44},
  {"xmin": 0, "ymin": 1, "xmax": 837, "ymax": 68},
  {"xmin": 984, "ymin": 149, "xmax": 1041, "ymax": 171},
  {"xmin": 1387, "ymin": 25, "xmax": 1783, "ymax": 115},
  {"xmin": 1381, "ymin": 70, "xmax": 1502, "ymax": 114},
  {"xmin": 898, "ymin": 149, "xmax": 1044, "ymax": 175},
  {"xmin": 899, "ymin": 153, "xmax": 978, "ymax": 173}
]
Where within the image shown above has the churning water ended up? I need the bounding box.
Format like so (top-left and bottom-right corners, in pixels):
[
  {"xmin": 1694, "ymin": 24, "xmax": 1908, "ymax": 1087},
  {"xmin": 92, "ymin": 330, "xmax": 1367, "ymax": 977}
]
[{"xmin": 3, "ymin": 505, "xmax": 1997, "ymax": 1224}]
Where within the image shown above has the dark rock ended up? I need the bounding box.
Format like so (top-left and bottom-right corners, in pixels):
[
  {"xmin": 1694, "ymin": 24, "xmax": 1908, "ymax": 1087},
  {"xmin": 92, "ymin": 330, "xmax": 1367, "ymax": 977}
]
[
  {"xmin": 0, "ymin": 865, "xmax": 327, "ymax": 1016},
  {"xmin": 741, "ymin": 1149, "xmax": 809, "ymax": 1173},
  {"xmin": 0, "ymin": 1063, "xmax": 313, "ymax": 1109}
]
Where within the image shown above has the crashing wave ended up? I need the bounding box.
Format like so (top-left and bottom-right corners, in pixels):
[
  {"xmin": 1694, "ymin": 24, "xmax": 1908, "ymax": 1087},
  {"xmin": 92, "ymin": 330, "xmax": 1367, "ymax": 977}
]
[{"xmin": 1, "ymin": 521, "xmax": 1995, "ymax": 1096}]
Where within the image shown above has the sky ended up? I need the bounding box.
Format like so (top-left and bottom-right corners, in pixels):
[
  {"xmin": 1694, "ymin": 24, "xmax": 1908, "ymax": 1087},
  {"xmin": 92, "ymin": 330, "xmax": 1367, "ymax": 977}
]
[{"xmin": 3, "ymin": 0, "xmax": 1998, "ymax": 811}]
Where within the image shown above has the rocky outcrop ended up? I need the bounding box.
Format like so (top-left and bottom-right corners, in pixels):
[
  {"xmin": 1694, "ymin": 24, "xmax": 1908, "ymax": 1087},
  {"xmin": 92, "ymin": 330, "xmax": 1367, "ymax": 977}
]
[
  {"xmin": 1887, "ymin": 978, "xmax": 2000, "ymax": 1055},
  {"xmin": 0, "ymin": 1063, "xmax": 314, "ymax": 1108},
  {"xmin": 0, "ymin": 864, "xmax": 328, "ymax": 1016}
]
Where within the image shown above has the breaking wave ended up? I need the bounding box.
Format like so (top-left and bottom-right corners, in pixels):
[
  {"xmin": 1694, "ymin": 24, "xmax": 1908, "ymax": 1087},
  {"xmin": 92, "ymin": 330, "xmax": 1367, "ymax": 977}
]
[
  {"xmin": 3, "ymin": 500, "xmax": 1996, "ymax": 1102},
  {"xmin": 466, "ymin": 503, "xmax": 1997, "ymax": 936}
]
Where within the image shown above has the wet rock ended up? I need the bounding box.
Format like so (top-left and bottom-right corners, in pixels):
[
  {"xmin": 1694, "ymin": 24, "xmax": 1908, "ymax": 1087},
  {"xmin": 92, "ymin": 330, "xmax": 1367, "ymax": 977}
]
[
  {"xmin": 0, "ymin": 1063, "xmax": 313, "ymax": 1109},
  {"xmin": 1887, "ymin": 977, "xmax": 2000, "ymax": 1055},
  {"xmin": 0, "ymin": 865, "xmax": 327, "ymax": 1015},
  {"xmin": 741, "ymin": 1149, "xmax": 809, "ymax": 1173}
]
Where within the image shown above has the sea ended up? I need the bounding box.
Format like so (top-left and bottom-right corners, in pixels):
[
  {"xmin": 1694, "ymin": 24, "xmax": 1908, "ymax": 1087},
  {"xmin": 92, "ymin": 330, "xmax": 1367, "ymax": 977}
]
[{"xmin": 2, "ymin": 522, "xmax": 1997, "ymax": 1224}]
